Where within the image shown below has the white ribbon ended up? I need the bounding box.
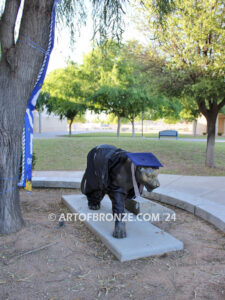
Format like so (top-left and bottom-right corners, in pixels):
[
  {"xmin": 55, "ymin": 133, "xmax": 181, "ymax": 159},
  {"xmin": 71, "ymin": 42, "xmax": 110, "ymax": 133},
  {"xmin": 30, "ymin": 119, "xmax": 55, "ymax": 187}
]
[{"xmin": 131, "ymin": 163, "xmax": 143, "ymax": 198}]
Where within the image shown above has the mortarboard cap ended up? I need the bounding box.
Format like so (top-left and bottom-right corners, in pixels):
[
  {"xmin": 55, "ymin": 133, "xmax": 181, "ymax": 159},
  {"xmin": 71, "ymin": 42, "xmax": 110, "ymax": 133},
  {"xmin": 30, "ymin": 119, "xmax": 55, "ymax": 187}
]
[{"xmin": 126, "ymin": 152, "xmax": 163, "ymax": 169}]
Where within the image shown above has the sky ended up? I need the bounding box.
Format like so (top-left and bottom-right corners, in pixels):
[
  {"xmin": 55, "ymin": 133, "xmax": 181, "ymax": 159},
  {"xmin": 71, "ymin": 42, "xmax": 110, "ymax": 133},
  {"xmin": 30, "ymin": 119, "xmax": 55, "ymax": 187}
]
[{"xmin": 47, "ymin": 4, "xmax": 148, "ymax": 73}]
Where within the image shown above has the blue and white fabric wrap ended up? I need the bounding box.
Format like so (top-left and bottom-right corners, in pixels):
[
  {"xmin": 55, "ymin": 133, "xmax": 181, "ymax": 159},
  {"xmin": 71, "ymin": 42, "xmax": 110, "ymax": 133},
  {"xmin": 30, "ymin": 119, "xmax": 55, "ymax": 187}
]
[{"xmin": 18, "ymin": 0, "xmax": 59, "ymax": 190}]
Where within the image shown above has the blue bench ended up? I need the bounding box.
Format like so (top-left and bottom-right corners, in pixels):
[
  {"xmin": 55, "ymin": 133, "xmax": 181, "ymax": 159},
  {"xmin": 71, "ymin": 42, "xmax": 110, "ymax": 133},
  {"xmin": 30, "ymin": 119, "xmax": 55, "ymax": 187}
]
[{"xmin": 159, "ymin": 130, "xmax": 178, "ymax": 139}]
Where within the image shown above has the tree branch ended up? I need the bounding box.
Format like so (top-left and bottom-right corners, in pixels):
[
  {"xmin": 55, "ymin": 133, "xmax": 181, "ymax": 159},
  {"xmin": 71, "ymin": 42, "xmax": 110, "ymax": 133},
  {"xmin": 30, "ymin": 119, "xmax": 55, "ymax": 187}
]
[
  {"xmin": 197, "ymin": 99, "xmax": 208, "ymax": 118},
  {"xmin": 0, "ymin": 0, "xmax": 21, "ymax": 51},
  {"xmin": 218, "ymin": 98, "xmax": 225, "ymax": 112}
]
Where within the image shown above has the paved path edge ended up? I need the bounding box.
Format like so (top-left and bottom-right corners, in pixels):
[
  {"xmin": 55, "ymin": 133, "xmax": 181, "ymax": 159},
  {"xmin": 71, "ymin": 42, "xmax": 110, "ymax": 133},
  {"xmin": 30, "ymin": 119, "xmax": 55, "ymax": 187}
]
[{"xmin": 143, "ymin": 190, "xmax": 225, "ymax": 233}]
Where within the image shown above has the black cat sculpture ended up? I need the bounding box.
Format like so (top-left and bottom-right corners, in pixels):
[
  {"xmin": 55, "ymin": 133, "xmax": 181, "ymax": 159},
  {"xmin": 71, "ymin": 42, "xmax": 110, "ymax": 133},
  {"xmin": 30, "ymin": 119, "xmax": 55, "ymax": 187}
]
[{"xmin": 81, "ymin": 144, "xmax": 162, "ymax": 238}]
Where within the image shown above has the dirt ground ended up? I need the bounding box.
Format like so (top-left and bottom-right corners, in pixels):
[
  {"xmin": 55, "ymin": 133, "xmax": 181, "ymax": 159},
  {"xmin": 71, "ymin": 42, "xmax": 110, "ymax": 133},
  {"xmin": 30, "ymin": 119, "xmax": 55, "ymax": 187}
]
[{"xmin": 0, "ymin": 189, "xmax": 225, "ymax": 300}]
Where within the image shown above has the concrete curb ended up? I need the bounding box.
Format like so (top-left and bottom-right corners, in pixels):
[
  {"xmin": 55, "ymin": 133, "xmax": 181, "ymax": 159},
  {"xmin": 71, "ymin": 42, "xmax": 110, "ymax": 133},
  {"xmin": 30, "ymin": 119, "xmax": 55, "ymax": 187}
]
[
  {"xmin": 143, "ymin": 190, "xmax": 225, "ymax": 233},
  {"xmin": 32, "ymin": 177, "xmax": 225, "ymax": 233},
  {"xmin": 32, "ymin": 177, "xmax": 81, "ymax": 189}
]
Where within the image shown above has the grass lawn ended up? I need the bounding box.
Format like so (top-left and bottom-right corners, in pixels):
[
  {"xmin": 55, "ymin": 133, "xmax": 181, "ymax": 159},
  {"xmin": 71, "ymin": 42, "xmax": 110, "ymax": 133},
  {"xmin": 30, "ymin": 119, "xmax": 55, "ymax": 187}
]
[{"xmin": 33, "ymin": 135, "xmax": 225, "ymax": 176}]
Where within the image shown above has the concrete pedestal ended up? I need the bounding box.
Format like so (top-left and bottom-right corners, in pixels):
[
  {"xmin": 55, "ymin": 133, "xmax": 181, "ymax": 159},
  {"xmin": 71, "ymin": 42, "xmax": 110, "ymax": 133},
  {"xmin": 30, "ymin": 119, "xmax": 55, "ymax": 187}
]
[{"xmin": 62, "ymin": 194, "xmax": 183, "ymax": 262}]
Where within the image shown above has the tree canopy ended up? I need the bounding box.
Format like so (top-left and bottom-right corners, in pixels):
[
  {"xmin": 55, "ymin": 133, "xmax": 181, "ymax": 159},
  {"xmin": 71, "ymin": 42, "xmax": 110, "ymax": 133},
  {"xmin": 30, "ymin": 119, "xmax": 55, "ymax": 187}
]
[
  {"xmin": 83, "ymin": 40, "xmax": 155, "ymax": 136},
  {"xmin": 42, "ymin": 63, "xmax": 87, "ymax": 136},
  {"xmin": 135, "ymin": 0, "xmax": 225, "ymax": 167}
]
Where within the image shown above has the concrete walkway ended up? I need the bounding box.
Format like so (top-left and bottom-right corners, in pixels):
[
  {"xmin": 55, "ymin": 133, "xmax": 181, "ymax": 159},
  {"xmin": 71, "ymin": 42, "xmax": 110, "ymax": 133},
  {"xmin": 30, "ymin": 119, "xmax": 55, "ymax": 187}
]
[
  {"xmin": 32, "ymin": 171, "xmax": 225, "ymax": 233},
  {"xmin": 146, "ymin": 137, "xmax": 225, "ymax": 142}
]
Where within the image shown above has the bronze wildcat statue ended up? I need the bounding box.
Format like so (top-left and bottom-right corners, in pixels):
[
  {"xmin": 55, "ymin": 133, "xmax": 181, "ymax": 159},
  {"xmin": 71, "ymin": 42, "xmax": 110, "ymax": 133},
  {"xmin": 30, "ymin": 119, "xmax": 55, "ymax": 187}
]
[{"xmin": 81, "ymin": 144, "xmax": 161, "ymax": 239}]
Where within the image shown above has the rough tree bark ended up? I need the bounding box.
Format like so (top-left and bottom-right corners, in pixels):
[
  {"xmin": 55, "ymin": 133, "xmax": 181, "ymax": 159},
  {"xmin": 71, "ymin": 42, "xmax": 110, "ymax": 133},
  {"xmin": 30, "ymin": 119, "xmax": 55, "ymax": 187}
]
[
  {"xmin": 0, "ymin": 0, "xmax": 54, "ymax": 234},
  {"xmin": 117, "ymin": 115, "xmax": 121, "ymax": 138}
]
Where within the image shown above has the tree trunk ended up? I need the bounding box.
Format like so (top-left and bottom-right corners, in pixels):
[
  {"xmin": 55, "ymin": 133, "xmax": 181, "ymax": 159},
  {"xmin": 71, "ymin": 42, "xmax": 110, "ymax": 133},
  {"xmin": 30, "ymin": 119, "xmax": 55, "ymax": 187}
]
[
  {"xmin": 193, "ymin": 119, "xmax": 197, "ymax": 136},
  {"xmin": 68, "ymin": 115, "xmax": 76, "ymax": 137},
  {"xmin": 0, "ymin": 131, "xmax": 25, "ymax": 234},
  {"xmin": 131, "ymin": 117, "xmax": 135, "ymax": 138},
  {"xmin": 0, "ymin": 0, "xmax": 54, "ymax": 234},
  {"xmin": 205, "ymin": 113, "xmax": 218, "ymax": 168},
  {"xmin": 117, "ymin": 115, "xmax": 121, "ymax": 138},
  {"xmin": 141, "ymin": 111, "xmax": 144, "ymax": 138},
  {"xmin": 69, "ymin": 120, "xmax": 73, "ymax": 137},
  {"xmin": 197, "ymin": 98, "xmax": 224, "ymax": 168}
]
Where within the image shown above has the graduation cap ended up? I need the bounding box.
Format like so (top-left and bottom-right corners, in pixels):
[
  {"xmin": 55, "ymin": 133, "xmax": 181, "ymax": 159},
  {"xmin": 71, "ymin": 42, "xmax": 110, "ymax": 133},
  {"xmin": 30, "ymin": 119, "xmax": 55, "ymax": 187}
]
[{"xmin": 126, "ymin": 152, "xmax": 163, "ymax": 169}]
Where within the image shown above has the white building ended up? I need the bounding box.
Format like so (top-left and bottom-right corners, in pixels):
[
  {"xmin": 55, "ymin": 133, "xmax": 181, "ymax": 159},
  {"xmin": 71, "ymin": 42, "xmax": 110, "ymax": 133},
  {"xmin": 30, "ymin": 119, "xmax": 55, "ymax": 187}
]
[
  {"xmin": 33, "ymin": 110, "xmax": 67, "ymax": 133},
  {"xmin": 33, "ymin": 110, "xmax": 225, "ymax": 136}
]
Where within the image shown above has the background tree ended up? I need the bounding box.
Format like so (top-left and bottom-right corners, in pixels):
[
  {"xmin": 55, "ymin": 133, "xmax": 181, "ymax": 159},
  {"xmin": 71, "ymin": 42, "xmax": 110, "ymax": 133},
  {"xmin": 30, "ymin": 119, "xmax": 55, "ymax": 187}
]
[
  {"xmin": 115, "ymin": 41, "xmax": 153, "ymax": 137},
  {"xmin": 90, "ymin": 86, "xmax": 128, "ymax": 137},
  {"xmin": 90, "ymin": 84, "xmax": 152, "ymax": 137},
  {"xmin": 43, "ymin": 64, "xmax": 87, "ymax": 136},
  {"xmin": 127, "ymin": 46, "xmax": 183, "ymax": 129},
  {"xmin": 121, "ymin": 87, "xmax": 152, "ymax": 137},
  {"xmin": 81, "ymin": 40, "xmax": 125, "ymax": 136},
  {"xmin": 136, "ymin": 0, "xmax": 225, "ymax": 167},
  {"xmin": 85, "ymin": 40, "xmax": 155, "ymax": 137}
]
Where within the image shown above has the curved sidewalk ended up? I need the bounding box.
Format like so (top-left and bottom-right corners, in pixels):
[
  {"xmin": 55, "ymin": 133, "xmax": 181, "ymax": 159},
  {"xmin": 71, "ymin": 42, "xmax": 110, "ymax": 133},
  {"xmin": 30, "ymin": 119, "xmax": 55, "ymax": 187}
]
[{"xmin": 32, "ymin": 171, "xmax": 225, "ymax": 233}]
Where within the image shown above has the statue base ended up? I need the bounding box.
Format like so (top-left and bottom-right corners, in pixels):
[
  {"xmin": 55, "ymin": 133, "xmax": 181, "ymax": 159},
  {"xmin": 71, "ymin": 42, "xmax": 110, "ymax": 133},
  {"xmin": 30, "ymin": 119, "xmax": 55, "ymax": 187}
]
[{"xmin": 62, "ymin": 194, "xmax": 183, "ymax": 262}]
